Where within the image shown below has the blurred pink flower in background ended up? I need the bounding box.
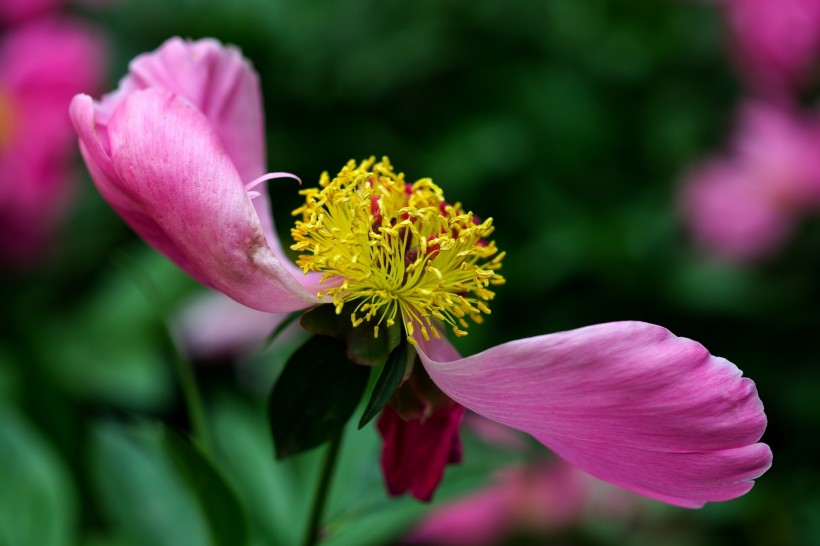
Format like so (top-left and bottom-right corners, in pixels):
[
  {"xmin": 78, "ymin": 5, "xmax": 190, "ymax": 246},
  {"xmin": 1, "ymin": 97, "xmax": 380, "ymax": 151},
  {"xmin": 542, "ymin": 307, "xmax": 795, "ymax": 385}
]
[
  {"xmin": 681, "ymin": 101, "xmax": 820, "ymax": 261},
  {"xmin": 406, "ymin": 458, "xmax": 643, "ymax": 546},
  {"xmin": 719, "ymin": 0, "xmax": 820, "ymax": 96},
  {"xmin": 175, "ymin": 291, "xmax": 290, "ymax": 361},
  {"xmin": 0, "ymin": 17, "xmax": 105, "ymax": 264},
  {"xmin": 0, "ymin": 0, "xmax": 61, "ymax": 25},
  {"xmin": 0, "ymin": 0, "xmax": 117, "ymax": 26}
]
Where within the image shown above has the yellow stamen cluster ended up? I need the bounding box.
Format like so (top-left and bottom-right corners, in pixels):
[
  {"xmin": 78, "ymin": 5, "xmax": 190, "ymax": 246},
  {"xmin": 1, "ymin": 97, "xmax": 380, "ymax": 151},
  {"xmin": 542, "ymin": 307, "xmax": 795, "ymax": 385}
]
[{"xmin": 291, "ymin": 156, "xmax": 505, "ymax": 344}]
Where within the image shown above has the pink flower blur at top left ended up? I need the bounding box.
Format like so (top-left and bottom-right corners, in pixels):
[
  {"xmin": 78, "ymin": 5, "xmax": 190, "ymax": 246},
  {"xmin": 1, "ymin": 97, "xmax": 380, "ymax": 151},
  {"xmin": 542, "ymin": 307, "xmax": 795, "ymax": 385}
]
[
  {"xmin": 71, "ymin": 37, "xmax": 772, "ymax": 509},
  {"xmin": 0, "ymin": 17, "xmax": 105, "ymax": 265}
]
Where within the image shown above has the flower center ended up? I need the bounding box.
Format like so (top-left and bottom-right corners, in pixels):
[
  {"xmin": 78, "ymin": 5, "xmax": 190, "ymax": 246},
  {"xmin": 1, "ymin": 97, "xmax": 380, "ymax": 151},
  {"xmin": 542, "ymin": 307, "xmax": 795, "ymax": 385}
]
[
  {"xmin": 291, "ymin": 156, "xmax": 505, "ymax": 344},
  {"xmin": 0, "ymin": 88, "xmax": 17, "ymax": 152}
]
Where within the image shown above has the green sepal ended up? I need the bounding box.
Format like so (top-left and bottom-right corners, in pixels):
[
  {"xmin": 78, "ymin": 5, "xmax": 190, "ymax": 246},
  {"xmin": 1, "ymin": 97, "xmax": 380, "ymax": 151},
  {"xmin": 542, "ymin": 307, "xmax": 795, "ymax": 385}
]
[
  {"xmin": 268, "ymin": 335, "xmax": 370, "ymax": 459},
  {"xmin": 160, "ymin": 427, "xmax": 249, "ymax": 546},
  {"xmin": 300, "ymin": 304, "xmax": 402, "ymax": 366},
  {"xmin": 358, "ymin": 339, "xmax": 410, "ymax": 429}
]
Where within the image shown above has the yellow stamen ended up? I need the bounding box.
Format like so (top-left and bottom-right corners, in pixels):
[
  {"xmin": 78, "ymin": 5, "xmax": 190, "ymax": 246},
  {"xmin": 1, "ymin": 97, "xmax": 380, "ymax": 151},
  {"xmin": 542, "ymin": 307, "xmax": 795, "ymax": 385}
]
[{"xmin": 291, "ymin": 156, "xmax": 505, "ymax": 342}]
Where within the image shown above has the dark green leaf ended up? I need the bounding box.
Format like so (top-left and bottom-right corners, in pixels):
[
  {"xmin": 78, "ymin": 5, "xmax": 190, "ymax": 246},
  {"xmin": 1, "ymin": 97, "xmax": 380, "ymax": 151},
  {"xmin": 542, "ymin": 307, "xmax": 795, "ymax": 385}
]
[
  {"xmin": 358, "ymin": 340, "xmax": 408, "ymax": 429},
  {"xmin": 161, "ymin": 427, "xmax": 249, "ymax": 546},
  {"xmin": 268, "ymin": 336, "xmax": 369, "ymax": 458},
  {"xmin": 299, "ymin": 303, "xmax": 348, "ymax": 339},
  {"xmin": 300, "ymin": 304, "xmax": 401, "ymax": 366}
]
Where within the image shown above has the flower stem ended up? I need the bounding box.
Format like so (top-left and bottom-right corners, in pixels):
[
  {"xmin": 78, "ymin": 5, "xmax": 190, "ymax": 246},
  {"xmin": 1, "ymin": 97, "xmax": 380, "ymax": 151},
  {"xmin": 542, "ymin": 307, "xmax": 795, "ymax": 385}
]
[
  {"xmin": 302, "ymin": 431, "xmax": 344, "ymax": 546},
  {"xmin": 166, "ymin": 327, "xmax": 213, "ymax": 455},
  {"xmin": 111, "ymin": 251, "xmax": 212, "ymax": 456}
]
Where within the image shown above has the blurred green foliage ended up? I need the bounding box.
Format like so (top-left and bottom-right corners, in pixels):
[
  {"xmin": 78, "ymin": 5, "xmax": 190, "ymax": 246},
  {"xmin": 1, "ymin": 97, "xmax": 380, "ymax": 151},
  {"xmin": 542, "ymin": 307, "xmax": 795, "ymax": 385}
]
[{"xmin": 2, "ymin": 0, "xmax": 818, "ymax": 544}]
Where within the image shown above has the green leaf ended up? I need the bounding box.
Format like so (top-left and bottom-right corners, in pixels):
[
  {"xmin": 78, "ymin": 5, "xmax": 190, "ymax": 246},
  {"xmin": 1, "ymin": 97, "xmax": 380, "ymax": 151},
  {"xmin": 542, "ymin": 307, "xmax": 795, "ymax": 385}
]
[
  {"xmin": 91, "ymin": 422, "xmax": 211, "ymax": 546},
  {"xmin": 161, "ymin": 428, "xmax": 249, "ymax": 546},
  {"xmin": 210, "ymin": 396, "xmax": 317, "ymax": 545},
  {"xmin": 358, "ymin": 340, "xmax": 408, "ymax": 429},
  {"xmin": 300, "ymin": 304, "xmax": 401, "ymax": 366},
  {"xmin": 0, "ymin": 407, "xmax": 76, "ymax": 546},
  {"xmin": 268, "ymin": 335, "xmax": 369, "ymax": 459}
]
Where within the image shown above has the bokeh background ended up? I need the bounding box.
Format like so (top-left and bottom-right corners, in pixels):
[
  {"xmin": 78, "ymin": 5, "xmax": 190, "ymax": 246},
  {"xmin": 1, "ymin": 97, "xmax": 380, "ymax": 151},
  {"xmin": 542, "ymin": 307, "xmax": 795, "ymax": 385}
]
[{"xmin": 2, "ymin": 0, "xmax": 817, "ymax": 544}]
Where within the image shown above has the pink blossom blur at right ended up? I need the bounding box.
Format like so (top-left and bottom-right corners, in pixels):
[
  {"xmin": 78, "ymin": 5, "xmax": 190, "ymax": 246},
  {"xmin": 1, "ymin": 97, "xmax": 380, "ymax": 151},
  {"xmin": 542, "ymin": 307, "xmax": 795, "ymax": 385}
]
[
  {"xmin": 680, "ymin": 102, "xmax": 820, "ymax": 261},
  {"xmin": 0, "ymin": 18, "xmax": 105, "ymax": 264},
  {"xmin": 720, "ymin": 0, "xmax": 820, "ymax": 96},
  {"xmin": 407, "ymin": 459, "xmax": 642, "ymax": 546}
]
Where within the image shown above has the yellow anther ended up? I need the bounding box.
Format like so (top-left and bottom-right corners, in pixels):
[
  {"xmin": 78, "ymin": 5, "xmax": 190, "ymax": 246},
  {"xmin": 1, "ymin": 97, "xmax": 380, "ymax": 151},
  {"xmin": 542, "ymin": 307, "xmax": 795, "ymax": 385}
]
[{"xmin": 290, "ymin": 156, "xmax": 504, "ymax": 343}]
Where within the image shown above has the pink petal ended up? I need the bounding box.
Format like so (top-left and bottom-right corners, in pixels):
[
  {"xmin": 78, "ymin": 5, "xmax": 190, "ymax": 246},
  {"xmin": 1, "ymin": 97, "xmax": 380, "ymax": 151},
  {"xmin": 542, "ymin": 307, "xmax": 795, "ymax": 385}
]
[
  {"xmin": 122, "ymin": 38, "xmax": 264, "ymax": 184},
  {"xmin": 71, "ymin": 87, "xmax": 320, "ymax": 313},
  {"xmin": 416, "ymin": 321, "xmax": 771, "ymax": 507},
  {"xmin": 94, "ymin": 37, "xmax": 296, "ymax": 270},
  {"xmin": 378, "ymin": 403, "xmax": 465, "ymax": 501}
]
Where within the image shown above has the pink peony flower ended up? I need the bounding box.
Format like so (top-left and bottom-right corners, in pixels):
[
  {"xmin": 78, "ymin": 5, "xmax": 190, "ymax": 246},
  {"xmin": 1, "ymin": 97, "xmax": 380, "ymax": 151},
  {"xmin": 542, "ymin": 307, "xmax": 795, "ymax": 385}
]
[
  {"xmin": 0, "ymin": 17, "xmax": 105, "ymax": 264},
  {"xmin": 71, "ymin": 37, "xmax": 772, "ymax": 508},
  {"xmin": 407, "ymin": 458, "xmax": 642, "ymax": 546},
  {"xmin": 680, "ymin": 101, "xmax": 820, "ymax": 261},
  {"xmin": 718, "ymin": 0, "xmax": 820, "ymax": 95}
]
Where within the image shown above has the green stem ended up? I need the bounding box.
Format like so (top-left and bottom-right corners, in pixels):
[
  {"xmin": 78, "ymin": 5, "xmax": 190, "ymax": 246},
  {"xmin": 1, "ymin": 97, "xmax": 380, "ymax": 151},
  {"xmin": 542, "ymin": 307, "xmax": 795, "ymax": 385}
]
[
  {"xmin": 111, "ymin": 251, "xmax": 213, "ymax": 457},
  {"xmin": 165, "ymin": 327, "xmax": 213, "ymax": 456},
  {"xmin": 302, "ymin": 431, "xmax": 344, "ymax": 546}
]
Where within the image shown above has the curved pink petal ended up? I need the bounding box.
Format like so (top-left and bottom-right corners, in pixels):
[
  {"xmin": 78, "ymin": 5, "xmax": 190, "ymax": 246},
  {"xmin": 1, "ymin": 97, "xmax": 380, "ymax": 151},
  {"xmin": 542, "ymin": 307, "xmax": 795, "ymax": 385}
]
[
  {"xmin": 416, "ymin": 321, "xmax": 771, "ymax": 507},
  {"xmin": 93, "ymin": 37, "xmax": 298, "ymax": 272},
  {"xmin": 71, "ymin": 87, "xmax": 320, "ymax": 312}
]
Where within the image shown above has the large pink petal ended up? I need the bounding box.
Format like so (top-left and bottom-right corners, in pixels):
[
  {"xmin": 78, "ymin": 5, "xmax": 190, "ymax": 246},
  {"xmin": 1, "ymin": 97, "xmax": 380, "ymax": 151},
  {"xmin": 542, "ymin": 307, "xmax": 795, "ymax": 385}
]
[
  {"xmin": 416, "ymin": 321, "xmax": 771, "ymax": 507},
  {"xmin": 125, "ymin": 38, "xmax": 265, "ymax": 184},
  {"xmin": 95, "ymin": 37, "xmax": 294, "ymax": 264},
  {"xmin": 74, "ymin": 86, "xmax": 320, "ymax": 313}
]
